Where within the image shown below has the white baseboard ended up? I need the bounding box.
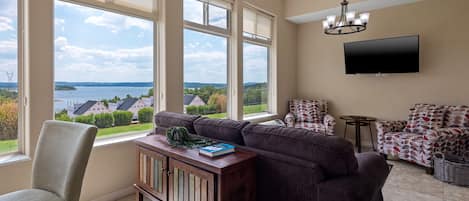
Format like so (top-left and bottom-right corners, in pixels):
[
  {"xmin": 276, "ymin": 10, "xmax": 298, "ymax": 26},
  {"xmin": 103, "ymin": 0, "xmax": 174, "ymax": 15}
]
[{"xmin": 89, "ymin": 186, "xmax": 134, "ymax": 201}]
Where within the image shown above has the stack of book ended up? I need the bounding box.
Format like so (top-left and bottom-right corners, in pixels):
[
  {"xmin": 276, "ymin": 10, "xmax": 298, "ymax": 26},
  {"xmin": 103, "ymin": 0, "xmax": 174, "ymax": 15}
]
[{"xmin": 199, "ymin": 143, "xmax": 235, "ymax": 157}]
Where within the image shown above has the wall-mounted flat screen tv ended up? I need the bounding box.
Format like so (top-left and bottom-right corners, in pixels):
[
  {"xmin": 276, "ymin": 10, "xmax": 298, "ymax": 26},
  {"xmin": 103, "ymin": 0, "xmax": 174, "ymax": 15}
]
[{"xmin": 344, "ymin": 35, "xmax": 419, "ymax": 74}]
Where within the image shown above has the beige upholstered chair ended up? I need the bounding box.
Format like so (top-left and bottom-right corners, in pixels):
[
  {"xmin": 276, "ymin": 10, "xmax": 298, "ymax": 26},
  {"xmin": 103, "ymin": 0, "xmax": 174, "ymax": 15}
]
[{"xmin": 0, "ymin": 121, "xmax": 97, "ymax": 201}]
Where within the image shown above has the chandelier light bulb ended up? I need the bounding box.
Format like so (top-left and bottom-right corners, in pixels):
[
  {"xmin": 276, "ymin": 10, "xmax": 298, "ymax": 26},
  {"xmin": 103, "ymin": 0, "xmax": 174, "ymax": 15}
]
[
  {"xmin": 360, "ymin": 13, "xmax": 370, "ymax": 24},
  {"xmin": 346, "ymin": 12, "xmax": 355, "ymax": 22},
  {"xmin": 327, "ymin": 15, "xmax": 336, "ymax": 25},
  {"xmin": 354, "ymin": 19, "xmax": 362, "ymax": 25},
  {"xmin": 322, "ymin": 20, "xmax": 329, "ymax": 29}
]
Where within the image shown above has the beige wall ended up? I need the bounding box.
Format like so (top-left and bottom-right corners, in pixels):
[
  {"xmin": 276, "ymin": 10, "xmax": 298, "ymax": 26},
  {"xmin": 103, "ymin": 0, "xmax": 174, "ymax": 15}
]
[
  {"xmin": 0, "ymin": 0, "xmax": 297, "ymax": 200},
  {"xmin": 297, "ymin": 0, "xmax": 469, "ymax": 144},
  {"xmin": 285, "ymin": 0, "xmax": 364, "ymax": 17}
]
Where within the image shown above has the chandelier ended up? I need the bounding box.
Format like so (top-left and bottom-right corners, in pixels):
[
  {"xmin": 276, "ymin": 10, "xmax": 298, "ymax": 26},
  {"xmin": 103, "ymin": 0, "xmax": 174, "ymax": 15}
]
[{"xmin": 322, "ymin": 0, "xmax": 370, "ymax": 35}]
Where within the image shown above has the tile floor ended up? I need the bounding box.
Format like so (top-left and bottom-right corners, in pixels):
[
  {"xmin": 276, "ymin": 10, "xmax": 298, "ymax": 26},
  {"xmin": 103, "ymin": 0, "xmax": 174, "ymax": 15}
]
[{"xmin": 117, "ymin": 160, "xmax": 469, "ymax": 201}]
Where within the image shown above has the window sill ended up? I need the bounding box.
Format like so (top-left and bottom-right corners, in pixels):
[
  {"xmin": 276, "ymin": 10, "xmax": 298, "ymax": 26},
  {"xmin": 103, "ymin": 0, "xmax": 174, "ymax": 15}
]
[
  {"xmin": 243, "ymin": 113, "xmax": 279, "ymax": 123},
  {"xmin": 93, "ymin": 131, "xmax": 150, "ymax": 148},
  {"xmin": 0, "ymin": 153, "xmax": 31, "ymax": 167}
]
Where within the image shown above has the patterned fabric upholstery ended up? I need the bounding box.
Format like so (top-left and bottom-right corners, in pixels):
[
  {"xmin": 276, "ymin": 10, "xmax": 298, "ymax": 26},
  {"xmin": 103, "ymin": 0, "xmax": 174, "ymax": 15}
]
[
  {"xmin": 289, "ymin": 99, "xmax": 322, "ymax": 123},
  {"xmin": 445, "ymin": 105, "xmax": 469, "ymax": 128},
  {"xmin": 377, "ymin": 104, "xmax": 469, "ymax": 168},
  {"xmin": 294, "ymin": 122, "xmax": 326, "ymax": 133},
  {"xmin": 404, "ymin": 104, "xmax": 446, "ymax": 134},
  {"xmin": 285, "ymin": 99, "xmax": 335, "ymax": 135}
]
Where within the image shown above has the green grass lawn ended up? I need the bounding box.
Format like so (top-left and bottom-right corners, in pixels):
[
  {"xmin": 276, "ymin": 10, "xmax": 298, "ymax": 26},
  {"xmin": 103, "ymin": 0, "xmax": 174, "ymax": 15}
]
[
  {"xmin": 0, "ymin": 139, "xmax": 18, "ymax": 154},
  {"xmin": 204, "ymin": 104, "xmax": 268, "ymax": 119},
  {"xmin": 97, "ymin": 123, "xmax": 153, "ymax": 138}
]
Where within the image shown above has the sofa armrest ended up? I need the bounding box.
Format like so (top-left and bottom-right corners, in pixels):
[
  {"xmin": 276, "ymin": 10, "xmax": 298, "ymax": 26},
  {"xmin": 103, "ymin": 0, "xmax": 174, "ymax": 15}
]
[
  {"xmin": 284, "ymin": 112, "xmax": 296, "ymax": 127},
  {"xmin": 317, "ymin": 152, "xmax": 390, "ymax": 201},
  {"xmin": 424, "ymin": 128, "xmax": 466, "ymax": 155},
  {"xmin": 375, "ymin": 120, "xmax": 407, "ymax": 152},
  {"xmin": 323, "ymin": 114, "xmax": 336, "ymax": 135}
]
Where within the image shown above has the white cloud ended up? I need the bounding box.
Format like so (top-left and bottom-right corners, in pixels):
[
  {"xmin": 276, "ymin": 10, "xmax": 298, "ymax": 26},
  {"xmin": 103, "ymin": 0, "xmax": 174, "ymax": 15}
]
[
  {"xmin": 0, "ymin": 39, "xmax": 17, "ymax": 54},
  {"xmin": 0, "ymin": 16, "xmax": 14, "ymax": 32},
  {"xmin": 55, "ymin": 18, "xmax": 65, "ymax": 32},
  {"xmin": 0, "ymin": 0, "xmax": 17, "ymax": 18},
  {"xmin": 54, "ymin": 36, "xmax": 153, "ymax": 82},
  {"xmin": 85, "ymin": 12, "xmax": 151, "ymax": 33}
]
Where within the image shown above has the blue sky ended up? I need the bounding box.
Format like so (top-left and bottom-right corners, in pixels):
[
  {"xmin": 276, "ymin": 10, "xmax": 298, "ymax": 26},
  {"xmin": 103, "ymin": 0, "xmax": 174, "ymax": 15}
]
[{"xmin": 0, "ymin": 0, "xmax": 267, "ymax": 84}]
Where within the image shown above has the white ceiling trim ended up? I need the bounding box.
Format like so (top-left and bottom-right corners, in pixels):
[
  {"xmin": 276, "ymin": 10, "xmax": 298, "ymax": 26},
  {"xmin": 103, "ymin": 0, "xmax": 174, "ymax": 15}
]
[{"xmin": 286, "ymin": 0, "xmax": 423, "ymax": 24}]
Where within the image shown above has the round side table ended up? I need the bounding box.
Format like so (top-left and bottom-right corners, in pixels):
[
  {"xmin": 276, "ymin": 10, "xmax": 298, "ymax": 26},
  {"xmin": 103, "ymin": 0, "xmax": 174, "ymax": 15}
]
[{"xmin": 340, "ymin": 115, "xmax": 377, "ymax": 153}]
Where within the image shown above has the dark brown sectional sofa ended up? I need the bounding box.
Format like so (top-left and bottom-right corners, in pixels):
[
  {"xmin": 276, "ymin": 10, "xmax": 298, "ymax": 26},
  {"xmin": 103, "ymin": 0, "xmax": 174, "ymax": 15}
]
[{"xmin": 153, "ymin": 112, "xmax": 390, "ymax": 201}]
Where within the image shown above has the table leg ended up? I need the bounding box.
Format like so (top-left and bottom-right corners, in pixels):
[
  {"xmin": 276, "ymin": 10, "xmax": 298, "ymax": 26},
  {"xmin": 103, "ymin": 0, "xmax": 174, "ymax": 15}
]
[{"xmin": 356, "ymin": 121, "xmax": 361, "ymax": 153}]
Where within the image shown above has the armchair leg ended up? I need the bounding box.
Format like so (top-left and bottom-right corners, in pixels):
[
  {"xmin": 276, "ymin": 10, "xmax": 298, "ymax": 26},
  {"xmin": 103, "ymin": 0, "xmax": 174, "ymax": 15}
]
[{"xmin": 425, "ymin": 167, "xmax": 434, "ymax": 175}]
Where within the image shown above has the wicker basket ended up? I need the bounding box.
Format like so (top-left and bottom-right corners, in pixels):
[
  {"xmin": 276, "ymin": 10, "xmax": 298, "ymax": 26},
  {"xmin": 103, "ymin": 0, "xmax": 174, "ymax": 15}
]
[{"xmin": 433, "ymin": 153, "xmax": 469, "ymax": 186}]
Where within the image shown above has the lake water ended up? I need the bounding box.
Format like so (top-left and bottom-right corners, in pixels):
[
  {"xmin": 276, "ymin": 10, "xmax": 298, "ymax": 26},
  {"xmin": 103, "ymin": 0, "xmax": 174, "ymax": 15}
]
[{"xmin": 54, "ymin": 86, "xmax": 151, "ymax": 112}]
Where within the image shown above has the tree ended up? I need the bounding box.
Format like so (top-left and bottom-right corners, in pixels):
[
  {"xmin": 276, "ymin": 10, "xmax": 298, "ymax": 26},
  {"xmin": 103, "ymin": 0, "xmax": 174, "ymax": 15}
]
[
  {"xmin": 74, "ymin": 114, "xmax": 95, "ymax": 125},
  {"xmin": 0, "ymin": 99, "xmax": 18, "ymax": 140},
  {"xmin": 208, "ymin": 93, "xmax": 227, "ymax": 113},
  {"xmin": 55, "ymin": 109, "xmax": 72, "ymax": 122},
  {"xmin": 148, "ymin": 88, "xmax": 154, "ymax": 97}
]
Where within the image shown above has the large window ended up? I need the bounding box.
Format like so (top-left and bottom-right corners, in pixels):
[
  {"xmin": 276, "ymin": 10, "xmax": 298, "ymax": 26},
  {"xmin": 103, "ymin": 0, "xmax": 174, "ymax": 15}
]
[
  {"xmin": 243, "ymin": 42, "xmax": 269, "ymax": 116},
  {"xmin": 0, "ymin": 0, "xmax": 21, "ymax": 155},
  {"xmin": 54, "ymin": 0, "xmax": 155, "ymax": 139},
  {"xmin": 243, "ymin": 7, "xmax": 273, "ymax": 118},
  {"xmin": 183, "ymin": 0, "xmax": 230, "ymax": 119}
]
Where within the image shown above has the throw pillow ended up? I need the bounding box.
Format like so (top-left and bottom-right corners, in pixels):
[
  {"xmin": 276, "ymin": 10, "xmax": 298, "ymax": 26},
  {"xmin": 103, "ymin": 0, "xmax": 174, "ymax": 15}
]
[
  {"xmin": 289, "ymin": 99, "xmax": 322, "ymax": 123},
  {"xmin": 404, "ymin": 104, "xmax": 446, "ymax": 134},
  {"xmin": 445, "ymin": 105, "xmax": 469, "ymax": 128}
]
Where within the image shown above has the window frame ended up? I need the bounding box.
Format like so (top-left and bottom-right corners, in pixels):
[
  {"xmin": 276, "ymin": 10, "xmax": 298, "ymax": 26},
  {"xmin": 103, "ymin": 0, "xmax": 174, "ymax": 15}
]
[
  {"xmin": 0, "ymin": 0, "xmax": 25, "ymax": 157},
  {"xmin": 183, "ymin": 0, "xmax": 233, "ymax": 119},
  {"xmin": 241, "ymin": 4, "xmax": 276, "ymax": 119},
  {"xmin": 184, "ymin": 0, "xmax": 231, "ymax": 37},
  {"xmin": 53, "ymin": 0, "xmax": 160, "ymax": 141}
]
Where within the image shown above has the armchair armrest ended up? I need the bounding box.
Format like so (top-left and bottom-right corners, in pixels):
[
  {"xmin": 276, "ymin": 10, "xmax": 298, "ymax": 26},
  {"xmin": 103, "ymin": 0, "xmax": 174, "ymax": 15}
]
[
  {"xmin": 317, "ymin": 152, "xmax": 390, "ymax": 201},
  {"xmin": 284, "ymin": 112, "xmax": 296, "ymax": 127},
  {"xmin": 323, "ymin": 114, "xmax": 336, "ymax": 135},
  {"xmin": 424, "ymin": 128, "xmax": 466, "ymax": 155},
  {"xmin": 375, "ymin": 120, "xmax": 407, "ymax": 152}
]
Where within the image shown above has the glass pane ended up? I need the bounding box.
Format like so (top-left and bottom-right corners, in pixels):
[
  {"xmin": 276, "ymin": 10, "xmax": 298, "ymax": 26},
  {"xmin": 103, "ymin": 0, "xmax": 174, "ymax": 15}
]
[
  {"xmin": 208, "ymin": 4, "xmax": 227, "ymax": 29},
  {"xmin": 184, "ymin": 0, "xmax": 204, "ymax": 24},
  {"xmin": 184, "ymin": 29, "xmax": 228, "ymax": 119},
  {"xmin": 54, "ymin": 1, "xmax": 154, "ymax": 139},
  {"xmin": 243, "ymin": 42, "xmax": 269, "ymax": 116},
  {"xmin": 0, "ymin": 0, "xmax": 19, "ymax": 154}
]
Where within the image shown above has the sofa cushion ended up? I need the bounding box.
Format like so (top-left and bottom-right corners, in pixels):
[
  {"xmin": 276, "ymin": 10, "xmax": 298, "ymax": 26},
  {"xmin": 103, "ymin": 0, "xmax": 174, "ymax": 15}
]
[
  {"xmin": 194, "ymin": 118, "xmax": 249, "ymax": 145},
  {"xmin": 444, "ymin": 105, "xmax": 469, "ymax": 128},
  {"xmin": 382, "ymin": 132, "xmax": 424, "ymax": 164},
  {"xmin": 289, "ymin": 99, "xmax": 322, "ymax": 123},
  {"xmin": 154, "ymin": 112, "xmax": 200, "ymax": 134},
  {"xmin": 242, "ymin": 124, "xmax": 358, "ymax": 177},
  {"xmin": 404, "ymin": 104, "xmax": 446, "ymax": 134}
]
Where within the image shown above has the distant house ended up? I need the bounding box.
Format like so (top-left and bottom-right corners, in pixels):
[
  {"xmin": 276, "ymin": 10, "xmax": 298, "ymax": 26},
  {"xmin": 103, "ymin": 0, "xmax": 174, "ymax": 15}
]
[
  {"xmin": 117, "ymin": 98, "xmax": 146, "ymax": 120},
  {"xmin": 184, "ymin": 94, "xmax": 206, "ymax": 106},
  {"xmin": 183, "ymin": 94, "xmax": 205, "ymax": 113},
  {"xmin": 71, "ymin": 100, "xmax": 109, "ymax": 117}
]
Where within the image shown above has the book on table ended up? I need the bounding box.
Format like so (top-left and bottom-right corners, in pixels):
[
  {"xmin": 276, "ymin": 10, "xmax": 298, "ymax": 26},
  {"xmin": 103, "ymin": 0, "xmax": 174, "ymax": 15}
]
[{"xmin": 199, "ymin": 143, "xmax": 235, "ymax": 157}]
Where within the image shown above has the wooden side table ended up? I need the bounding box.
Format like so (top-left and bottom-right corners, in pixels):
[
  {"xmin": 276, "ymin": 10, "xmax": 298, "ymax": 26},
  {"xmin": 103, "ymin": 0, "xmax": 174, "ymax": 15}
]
[
  {"xmin": 340, "ymin": 115, "xmax": 377, "ymax": 153},
  {"xmin": 134, "ymin": 134, "xmax": 256, "ymax": 201}
]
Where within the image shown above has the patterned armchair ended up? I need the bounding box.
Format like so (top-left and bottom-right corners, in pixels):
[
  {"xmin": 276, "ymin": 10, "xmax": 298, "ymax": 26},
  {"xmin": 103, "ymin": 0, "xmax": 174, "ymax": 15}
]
[
  {"xmin": 284, "ymin": 99, "xmax": 336, "ymax": 135},
  {"xmin": 376, "ymin": 104, "xmax": 469, "ymax": 170}
]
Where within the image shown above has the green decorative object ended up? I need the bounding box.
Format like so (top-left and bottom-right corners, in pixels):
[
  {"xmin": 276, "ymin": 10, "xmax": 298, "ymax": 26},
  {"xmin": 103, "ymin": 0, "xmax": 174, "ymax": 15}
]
[{"xmin": 166, "ymin": 127, "xmax": 215, "ymax": 148}]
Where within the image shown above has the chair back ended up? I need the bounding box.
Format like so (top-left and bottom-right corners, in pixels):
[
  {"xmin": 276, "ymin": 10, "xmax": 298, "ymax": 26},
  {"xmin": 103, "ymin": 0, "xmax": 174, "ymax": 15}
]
[
  {"xmin": 289, "ymin": 99, "xmax": 328, "ymax": 119},
  {"xmin": 32, "ymin": 120, "xmax": 97, "ymax": 201}
]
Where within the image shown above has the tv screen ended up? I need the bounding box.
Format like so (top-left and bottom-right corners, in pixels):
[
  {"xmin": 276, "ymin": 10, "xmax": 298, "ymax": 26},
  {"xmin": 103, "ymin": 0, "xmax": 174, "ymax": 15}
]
[{"xmin": 344, "ymin": 35, "xmax": 419, "ymax": 74}]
